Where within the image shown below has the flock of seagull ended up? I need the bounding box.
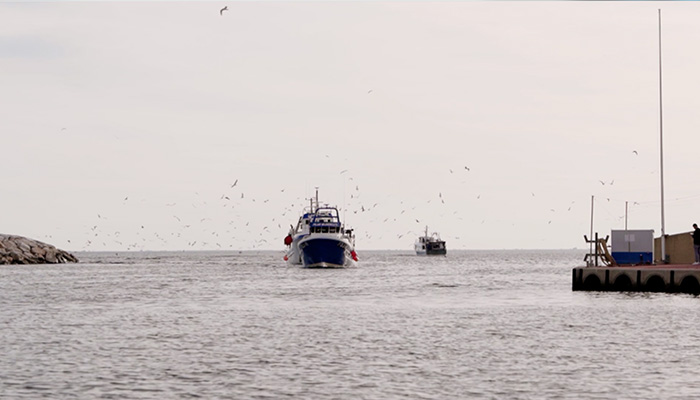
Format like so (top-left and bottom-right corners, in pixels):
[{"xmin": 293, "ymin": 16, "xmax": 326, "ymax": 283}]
[
  {"xmin": 47, "ymin": 155, "xmax": 650, "ymax": 252},
  {"xmin": 51, "ymin": 10, "xmax": 648, "ymax": 251},
  {"xmin": 48, "ymin": 156, "xmax": 631, "ymax": 252}
]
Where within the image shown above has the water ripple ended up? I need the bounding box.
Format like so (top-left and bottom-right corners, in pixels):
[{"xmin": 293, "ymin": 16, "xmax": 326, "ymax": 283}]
[{"xmin": 2, "ymin": 250, "xmax": 700, "ymax": 399}]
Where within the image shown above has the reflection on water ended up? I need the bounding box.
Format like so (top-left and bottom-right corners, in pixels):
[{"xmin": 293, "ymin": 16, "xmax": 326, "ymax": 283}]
[{"xmin": 2, "ymin": 250, "xmax": 700, "ymax": 399}]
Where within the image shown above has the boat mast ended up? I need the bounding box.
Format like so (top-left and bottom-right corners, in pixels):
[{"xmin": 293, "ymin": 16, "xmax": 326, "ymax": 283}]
[
  {"xmin": 314, "ymin": 187, "xmax": 319, "ymax": 212},
  {"xmin": 658, "ymin": 9, "xmax": 667, "ymax": 263}
]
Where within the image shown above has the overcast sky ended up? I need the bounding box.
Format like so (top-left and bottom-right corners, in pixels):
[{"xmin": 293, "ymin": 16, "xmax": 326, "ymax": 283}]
[{"xmin": 3, "ymin": 1, "xmax": 700, "ymax": 252}]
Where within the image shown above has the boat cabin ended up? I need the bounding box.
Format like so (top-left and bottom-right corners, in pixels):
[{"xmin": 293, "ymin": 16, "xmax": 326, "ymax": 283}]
[{"xmin": 309, "ymin": 208, "xmax": 343, "ymax": 234}]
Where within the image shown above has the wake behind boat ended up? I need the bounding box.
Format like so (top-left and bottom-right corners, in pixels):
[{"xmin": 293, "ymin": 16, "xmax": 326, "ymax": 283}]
[{"xmin": 284, "ymin": 190, "xmax": 357, "ymax": 268}]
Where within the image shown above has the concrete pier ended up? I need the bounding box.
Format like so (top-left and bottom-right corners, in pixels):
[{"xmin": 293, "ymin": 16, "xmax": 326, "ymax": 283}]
[{"xmin": 572, "ymin": 264, "xmax": 700, "ymax": 294}]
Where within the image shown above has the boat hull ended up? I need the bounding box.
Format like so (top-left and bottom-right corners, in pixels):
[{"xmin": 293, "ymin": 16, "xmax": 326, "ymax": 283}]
[
  {"xmin": 426, "ymin": 247, "xmax": 447, "ymax": 256},
  {"xmin": 285, "ymin": 234, "xmax": 307, "ymax": 265},
  {"xmin": 299, "ymin": 236, "xmax": 355, "ymax": 268},
  {"xmin": 415, "ymin": 242, "xmax": 447, "ymax": 256}
]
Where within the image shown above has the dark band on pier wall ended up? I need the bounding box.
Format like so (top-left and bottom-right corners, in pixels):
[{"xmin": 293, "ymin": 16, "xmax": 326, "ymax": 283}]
[{"xmin": 573, "ymin": 266, "xmax": 700, "ymax": 294}]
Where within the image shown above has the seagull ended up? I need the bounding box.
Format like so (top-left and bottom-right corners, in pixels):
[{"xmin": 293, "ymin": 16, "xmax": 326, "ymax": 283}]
[
  {"xmin": 220, "ymin": 6, "xmax": 228, "ymax": 15},
  {"xmin": 633, "ymin": 150, "xmax": 638, "ymax": 155},
  {"xmin": 231, "ymin": 179, "xmax": 238, "ymax": 188},
  {"xmin": 367, "ymin": 89, "xmax": 373, "ymax": 94},
  {"xmin": 464, "ymin": 166, "xmax": 470, "ymax": 171}
]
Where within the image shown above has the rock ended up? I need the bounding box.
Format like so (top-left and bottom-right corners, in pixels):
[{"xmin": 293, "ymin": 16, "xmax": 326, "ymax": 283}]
[{"xmin": 0, "ymin": 234, "xmax": 78, "ymax": 265}]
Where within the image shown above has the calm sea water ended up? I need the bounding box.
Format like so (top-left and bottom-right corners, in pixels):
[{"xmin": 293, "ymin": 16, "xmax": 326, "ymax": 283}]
[{"xmin": 2, "ymin": 249, "xmax": 700, "ymax": 399}]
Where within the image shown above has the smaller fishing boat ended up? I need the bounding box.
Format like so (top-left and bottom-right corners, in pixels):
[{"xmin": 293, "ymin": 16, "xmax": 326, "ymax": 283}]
[
  {"xmin": 284, "ymin": 190, "xmax": 357, "ymax": 268},
  {"xmin": 414, "ymin": 226, "xmax": 446, "ymax": 255}
]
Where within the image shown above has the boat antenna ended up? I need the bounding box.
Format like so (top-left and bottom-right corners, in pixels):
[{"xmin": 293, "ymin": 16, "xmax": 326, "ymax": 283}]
[
  {"xmin": 314, "ymin": 186, "xmax": 319, "ymax": 212},
  {"xmin": 658, "ymin": 9, "xmax": 667, "ymax": 263}
]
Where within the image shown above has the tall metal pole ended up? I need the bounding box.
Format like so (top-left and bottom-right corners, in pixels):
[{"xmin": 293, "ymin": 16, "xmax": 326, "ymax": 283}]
[
  {"xmin": 625, "ymin": 201, "xmax": 628, "ymax": 230},
  {"xmin": 590, "ymin": 195, "xmax": 594, "ymax": 260},
  {"xmin": 658, "ymin": 9, "xmax": 667, "ymax": 263}
]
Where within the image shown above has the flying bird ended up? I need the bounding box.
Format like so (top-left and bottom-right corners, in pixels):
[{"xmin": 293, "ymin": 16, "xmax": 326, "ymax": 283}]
[
  {"xmin": 220, "ymin": 6, "xmax": 228, "ymax": 15},
  {"xmin": 231, "ymin": 179, "xmax": 238, "ymax": 188},
  {"xmin": 633, "ymin": 150, "xmax": 638, "ymax": 155}
]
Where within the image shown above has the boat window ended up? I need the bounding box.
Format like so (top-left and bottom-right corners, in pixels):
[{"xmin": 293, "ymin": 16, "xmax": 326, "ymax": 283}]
[{"xmin": 322, "ymin": 227, "xmax": 329, "ymax": 233}]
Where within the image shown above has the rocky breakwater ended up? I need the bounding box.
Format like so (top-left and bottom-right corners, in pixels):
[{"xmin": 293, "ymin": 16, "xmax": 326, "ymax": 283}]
[{"xmin": 0, "ymin": 234, "xmax": 78, "ymax": 264}]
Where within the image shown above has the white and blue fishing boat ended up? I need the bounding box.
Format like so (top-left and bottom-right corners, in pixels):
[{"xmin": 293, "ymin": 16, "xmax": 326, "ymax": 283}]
[{"xmin": 284, "ymin": 190, "xmax": 357, "ymax": 268}]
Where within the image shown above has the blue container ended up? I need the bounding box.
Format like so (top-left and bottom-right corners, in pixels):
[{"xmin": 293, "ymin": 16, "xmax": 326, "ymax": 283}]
[{"xmin": 611, "ymin": 252, "xmax": 653, "ymax": 265}]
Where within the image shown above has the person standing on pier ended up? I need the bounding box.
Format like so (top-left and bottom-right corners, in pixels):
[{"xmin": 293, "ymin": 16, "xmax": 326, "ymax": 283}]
[{"xmin": 692, "ymin": 223, "xmax": 700, "ymax": 265}]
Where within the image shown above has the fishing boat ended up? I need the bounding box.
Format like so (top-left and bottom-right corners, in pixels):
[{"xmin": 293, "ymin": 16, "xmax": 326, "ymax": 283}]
[
  {"xmin": 414, "ymin": 226, "xmax": 446, "ymax": 255},
  {"xmin": 283, "ymin": 190, "xmax": 357, "ymax": 268}
]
